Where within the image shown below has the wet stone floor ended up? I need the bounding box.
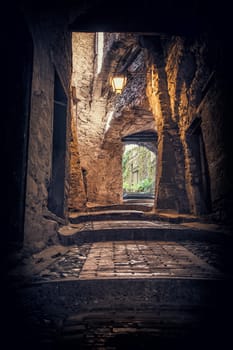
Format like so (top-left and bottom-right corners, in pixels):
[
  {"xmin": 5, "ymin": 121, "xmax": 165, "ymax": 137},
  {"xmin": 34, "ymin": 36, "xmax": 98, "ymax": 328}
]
[
  {"xmin": 79, "ymin": 241, "xmax": 222, "ymax": 279},
  {"xmin": 22, "ymin": 239, "xmax": 231, "ymax": 283},
  {"xmin": 7, "ymin": 234, "xmax": 233, "ymax": 350},
  {"xmin": 56, "ymin": 309, "xmax": 206, "ymax": 350}
]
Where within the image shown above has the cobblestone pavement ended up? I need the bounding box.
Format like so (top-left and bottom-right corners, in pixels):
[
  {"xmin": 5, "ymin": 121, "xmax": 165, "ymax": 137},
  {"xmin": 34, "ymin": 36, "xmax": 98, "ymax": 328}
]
[
  {"xmin": 79, "ymin": 241, "xmax": 223, "ymax": 279},
  {"xmin": 181, "ymin": 241, "xmax": 233, "ymax": 274},
  {"xmin": 8, "ymin": 218, "xmax": 232, "ymax": 285},
  {"xmin": 7, "ymin": 221, "xmax": 233, "ymax": 350},
  {"xmin": 13, "ymin": 238, "xmax": 231, "ymax": 283}
]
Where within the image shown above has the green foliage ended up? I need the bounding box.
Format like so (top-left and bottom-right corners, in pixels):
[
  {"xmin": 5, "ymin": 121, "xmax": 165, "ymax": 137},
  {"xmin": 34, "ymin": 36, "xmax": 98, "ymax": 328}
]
[
  {"xmin": 122, "ymin": 150, "xmax": 130, "ymax": 173},
  {"xmin": 123, "ymin": 181, "xmax": 131, "ymax": 191},
  {"xmin": 122, "ymin": 145, "xmax": 156, "ymax": 193},
  {"xmin": 137, "ymin": 178, "xmax": 154, "ymax": 192},
  {"xmin": 123, "ymin": 178, "xmax": 154, "ymax": 193}
]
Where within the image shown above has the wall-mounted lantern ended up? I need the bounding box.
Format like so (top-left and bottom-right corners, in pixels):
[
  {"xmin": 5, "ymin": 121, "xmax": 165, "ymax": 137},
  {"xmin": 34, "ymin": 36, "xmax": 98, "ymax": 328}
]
[{"xmin": 110, "ymin": 75, "xmax": 127, "ymax": 94}]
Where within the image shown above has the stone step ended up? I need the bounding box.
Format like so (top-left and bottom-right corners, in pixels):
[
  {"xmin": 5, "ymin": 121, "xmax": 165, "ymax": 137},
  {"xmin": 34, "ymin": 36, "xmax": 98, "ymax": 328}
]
[
  {"xmin": 76, "ymin": 203, "xmax": 153, "ymax": 213},
  {"xmin": 57, "ymin": 306, "xmax": 228, "ymax": 349},
  {"xmin": 69, "ymin": 210, "xmax": 145, "ymax": 223},
  {"xmin": 58, "ymin": 223, "xmax": 223, "ymax": 246},
  {"xmin": 16, "ymin": 277, "xmax": 233, "ymax": 350},
  {"xmin": 69, "ymin": 210, "xmax": 198, "ymax": 224},
  {"xmin": 18, "ymin": 277, "xmax": 233, "ymax": 319},
  {"xmin": 13, "ymin": 241, "xmax": 233, "ymax": 348}
]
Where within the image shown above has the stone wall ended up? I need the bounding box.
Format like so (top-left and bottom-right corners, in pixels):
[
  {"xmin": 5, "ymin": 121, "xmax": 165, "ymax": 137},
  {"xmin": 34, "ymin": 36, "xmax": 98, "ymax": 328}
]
[
  {"xmin": 145, "ymin": 34, "xmax": 233, "ymax": 220},
  {"xmin": 198, "ymin": 42, "xmax": 233, "ymax": 221},
  {"xmin": 145, "ymin": 37, "xmax": 190, "ymax": 213},
  {"xmin": 23, "ymin": 9, "xmax": 72, "ymax": 249},
  {"xmin": 70, "ymin": 33, "xmax": 155, "ymax": 208},
  {"xmin": 68, "ymin": 106, "xmax": 87, "ymax": 211},
  {"xmin": 68, "ymin": 32, "xmax": 95, "ymax": 210},
  {"xmin": 70, "ymin": 32, "xmax": 111, "ymax": 207},
  {"xmin": 70, "ymin": 31, "xmax": 232, "ymax": 221},
  {"xmin": 165, "ymin": 35, "xmax": 233, "ymax": 220}
]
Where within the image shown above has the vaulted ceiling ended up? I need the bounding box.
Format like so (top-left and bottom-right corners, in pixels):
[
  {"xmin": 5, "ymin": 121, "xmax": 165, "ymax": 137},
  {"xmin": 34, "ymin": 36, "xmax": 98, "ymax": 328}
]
[{"xmin": 68, "ymin": 0, "xmax": 226, "ymax": 36}]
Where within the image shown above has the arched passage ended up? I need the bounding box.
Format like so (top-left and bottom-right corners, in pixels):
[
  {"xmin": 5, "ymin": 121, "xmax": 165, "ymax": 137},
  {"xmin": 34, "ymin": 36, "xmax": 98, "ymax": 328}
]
[
  {"xmin": 122, "ymin": 131, "xmax": 157, "ymax": 200},
  {"xmin": 4, "ymin": 4, "xmax": 233, "ymax": 350},
  {"xmin": 69, "ymin": 29, "xmax": 233, "ymax": 221}
]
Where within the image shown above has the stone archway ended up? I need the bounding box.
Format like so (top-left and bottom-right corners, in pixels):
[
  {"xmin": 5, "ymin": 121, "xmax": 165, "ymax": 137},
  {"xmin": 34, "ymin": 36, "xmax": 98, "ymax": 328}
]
[{"xmin": 122, "ymin": 130, "xmax": 157, "ymax": 200}]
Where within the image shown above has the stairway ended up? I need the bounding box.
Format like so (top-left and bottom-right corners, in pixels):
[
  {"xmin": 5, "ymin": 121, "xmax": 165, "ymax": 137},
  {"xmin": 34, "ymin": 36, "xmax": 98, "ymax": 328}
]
[{"xmin": 9, "ymin": 210, "xmax": 233, "ymax": 349}]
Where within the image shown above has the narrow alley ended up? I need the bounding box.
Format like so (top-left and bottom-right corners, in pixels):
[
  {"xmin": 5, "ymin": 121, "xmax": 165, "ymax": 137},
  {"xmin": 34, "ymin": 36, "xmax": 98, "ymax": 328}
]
[{"xmin": 4, "ymin": 1, "xmax": 233, "ymax": 349}]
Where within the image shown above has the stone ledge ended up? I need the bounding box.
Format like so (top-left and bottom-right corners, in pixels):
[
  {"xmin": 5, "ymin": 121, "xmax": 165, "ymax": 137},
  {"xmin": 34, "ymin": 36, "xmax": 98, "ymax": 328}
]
[{"xmin": 58, "ymin": 225, "xmax": 226, "ymax": 246}]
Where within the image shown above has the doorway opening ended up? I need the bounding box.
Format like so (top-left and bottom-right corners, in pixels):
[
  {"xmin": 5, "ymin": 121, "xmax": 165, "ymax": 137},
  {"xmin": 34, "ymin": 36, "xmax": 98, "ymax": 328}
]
[
  {"xmin": 48, "ymin": 71, "xmax": 67, "ymax": 218},
  {"xmin": 122, "ymin": 130, "xmax": 157, "ymax": 200},
  {"xmin": 122, "ymin": 144, "xmax": 156, "ymax": 200},
  {"xmin": 186, "ymin": 118, "xmax": 212, "ymax": 215}
]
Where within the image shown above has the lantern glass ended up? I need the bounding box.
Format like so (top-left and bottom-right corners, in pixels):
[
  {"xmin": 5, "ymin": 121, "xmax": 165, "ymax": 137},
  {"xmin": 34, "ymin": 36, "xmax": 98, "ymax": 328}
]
[{"xmin": 111, "ymin": 75, "xmax": 127, "ymax": 94}]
